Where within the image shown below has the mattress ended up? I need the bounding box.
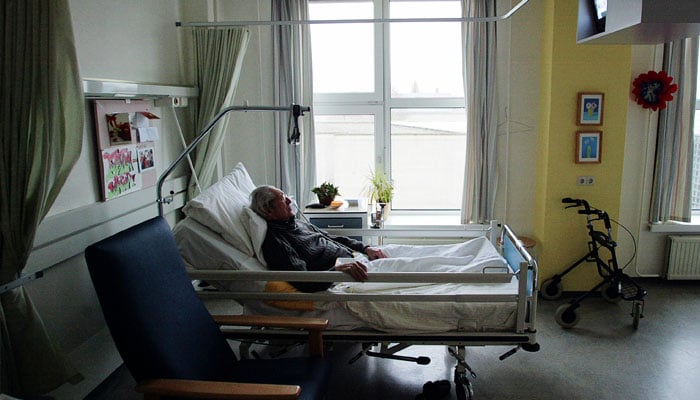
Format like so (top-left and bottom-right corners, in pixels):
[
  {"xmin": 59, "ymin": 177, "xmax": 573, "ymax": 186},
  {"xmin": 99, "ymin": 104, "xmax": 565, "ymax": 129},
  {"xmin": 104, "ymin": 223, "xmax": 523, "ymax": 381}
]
[{"xmin": 173, "ymin": 217, "xmax": 520, "ymax": 333}]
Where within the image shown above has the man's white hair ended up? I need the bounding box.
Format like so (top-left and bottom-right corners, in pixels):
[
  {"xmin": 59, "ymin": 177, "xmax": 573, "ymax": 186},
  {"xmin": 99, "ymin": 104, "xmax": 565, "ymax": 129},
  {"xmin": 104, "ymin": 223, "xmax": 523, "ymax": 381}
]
[{"xmin": 249, "ymin": 185, "xmax": 279, "ymax": 218}]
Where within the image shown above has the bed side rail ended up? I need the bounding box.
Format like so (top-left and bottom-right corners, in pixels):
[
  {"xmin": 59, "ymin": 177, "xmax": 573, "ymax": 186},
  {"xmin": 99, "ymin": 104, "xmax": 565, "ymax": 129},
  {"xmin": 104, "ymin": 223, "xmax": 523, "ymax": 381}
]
[
  {"xmin": 322, "ymin": 220, "xmax": 499, "ymax": 246},
  {"xmin": 500, "ymin": 224, "xmax": 538, "ymax": 334},
  {"xmin": 189, "ymin": 269, "xmax": 513, "ymax": 284},
  {"xmin": 190, "ymin": 269, "xmax": 518, "ymax": 303}
]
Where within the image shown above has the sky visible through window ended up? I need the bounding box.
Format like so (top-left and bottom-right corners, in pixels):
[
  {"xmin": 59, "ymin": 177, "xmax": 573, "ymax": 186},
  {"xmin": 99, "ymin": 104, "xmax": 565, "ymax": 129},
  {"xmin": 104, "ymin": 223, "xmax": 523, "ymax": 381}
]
[{"xmin": 310, "ymin": 1, "xmax": 463, "ymax": 97}]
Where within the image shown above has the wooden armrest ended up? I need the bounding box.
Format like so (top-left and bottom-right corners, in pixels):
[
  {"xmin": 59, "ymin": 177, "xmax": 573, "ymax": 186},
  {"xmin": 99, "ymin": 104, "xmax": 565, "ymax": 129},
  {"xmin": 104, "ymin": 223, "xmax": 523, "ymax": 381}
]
[
  {"xmin": 137, "ymin": 378, "xmax": 300, "ymax": 400},
  {"xmin": 212, "ymin": 314, "xmax": 328, "ymax": 330},
  {"xmin": 212, "ymin": 314, "xmax": 328, "ymax": 357}
]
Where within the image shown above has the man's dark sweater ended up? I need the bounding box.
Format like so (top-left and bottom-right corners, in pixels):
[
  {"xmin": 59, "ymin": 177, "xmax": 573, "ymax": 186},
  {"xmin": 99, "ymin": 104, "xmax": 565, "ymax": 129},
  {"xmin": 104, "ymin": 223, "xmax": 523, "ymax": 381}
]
[{"xmin": 261, "ymin": 217, "xmax": 368, "ymax": 292}]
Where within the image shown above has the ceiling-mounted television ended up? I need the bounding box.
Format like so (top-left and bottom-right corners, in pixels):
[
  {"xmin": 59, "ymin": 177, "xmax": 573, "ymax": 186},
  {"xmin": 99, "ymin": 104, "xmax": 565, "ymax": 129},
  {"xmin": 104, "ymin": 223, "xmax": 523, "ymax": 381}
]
[{"xmin": 591, "ymin": 0, "xmax": 607, "ymax": 32}]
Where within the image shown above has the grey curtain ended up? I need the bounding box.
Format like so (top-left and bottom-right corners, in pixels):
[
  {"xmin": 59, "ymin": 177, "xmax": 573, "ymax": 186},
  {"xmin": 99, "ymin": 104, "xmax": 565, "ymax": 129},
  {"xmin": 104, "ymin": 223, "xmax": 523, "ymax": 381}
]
[
  {"xmin": 272, "ymin": 0, "xmax": 316, "ymax": 207},
  {"xmin": 0, "ymin": 0, "xmax": 84, "ymax": 396},
  {"xmin": 650, "ymin": 37, "xmax": 699, "ymax": 223},
  {"xmin": 189, "ymin": 27, "xmax": 250, "ymax": 196},
  {"xmin": 460, "ymin": 0, "xmax": 499, "ymax": 224}
]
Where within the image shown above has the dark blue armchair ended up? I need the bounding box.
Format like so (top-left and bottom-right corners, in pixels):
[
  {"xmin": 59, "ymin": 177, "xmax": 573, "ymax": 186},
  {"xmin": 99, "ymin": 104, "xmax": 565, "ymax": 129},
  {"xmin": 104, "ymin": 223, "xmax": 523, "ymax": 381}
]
[{"xmin": 85, "ymin": 216, "xmax": 331, "ymax": 399}]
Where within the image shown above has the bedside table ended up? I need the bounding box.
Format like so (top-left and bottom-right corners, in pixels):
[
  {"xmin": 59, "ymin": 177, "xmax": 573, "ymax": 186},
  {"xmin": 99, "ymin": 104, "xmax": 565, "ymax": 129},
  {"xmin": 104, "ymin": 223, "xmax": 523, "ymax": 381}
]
[{"xmin": 303, "ymin": 202, "xmax": 368, "ymax": 241}]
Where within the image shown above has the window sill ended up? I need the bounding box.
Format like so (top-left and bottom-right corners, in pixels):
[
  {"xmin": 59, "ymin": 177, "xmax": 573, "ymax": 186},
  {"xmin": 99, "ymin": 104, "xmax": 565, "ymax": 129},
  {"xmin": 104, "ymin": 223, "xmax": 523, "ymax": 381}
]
[
  {"xmin": 649, "ymin": 219, "xmax": 700, "ymax": 233},
  {"xmin": 383, "ymin": 211, "xmax": 461, "ymax": 227}
]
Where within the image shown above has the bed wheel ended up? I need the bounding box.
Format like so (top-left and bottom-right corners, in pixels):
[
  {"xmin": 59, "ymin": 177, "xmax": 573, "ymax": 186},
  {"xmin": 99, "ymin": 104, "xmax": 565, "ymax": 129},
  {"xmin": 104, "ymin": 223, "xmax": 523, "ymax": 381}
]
[
  {"xmin": 554, "ymin": 304, "xmax": 580, "ymax": 328},
  {"xmin": 454, "ymin": 369, "xmax": 474, "ymax": 400},
  {"xmin": 540, "ymin": 278, "xmax": 563, "ymax": 300},
  {"xmin": 601, "ymin": 281, "xmax": 622, "ymax": 303}
]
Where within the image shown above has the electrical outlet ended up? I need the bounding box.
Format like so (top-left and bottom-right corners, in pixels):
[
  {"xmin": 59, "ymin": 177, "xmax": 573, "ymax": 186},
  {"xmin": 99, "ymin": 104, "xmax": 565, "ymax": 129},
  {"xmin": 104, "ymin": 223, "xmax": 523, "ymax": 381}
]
[
  {"xmin": 171, "ymin": 97, "xmax": 188, "ymax": 107},
  {"xmin": 576, "ymin": 176, "xmax": 595, "ymax": 186}
]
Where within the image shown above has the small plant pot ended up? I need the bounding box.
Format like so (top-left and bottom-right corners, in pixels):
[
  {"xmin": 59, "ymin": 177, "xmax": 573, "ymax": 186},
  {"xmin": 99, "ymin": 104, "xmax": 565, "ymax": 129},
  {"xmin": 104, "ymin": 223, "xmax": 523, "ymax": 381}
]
[{"xmin": 317, "ymin": 195, "xmax": 335, "ymax": 206}]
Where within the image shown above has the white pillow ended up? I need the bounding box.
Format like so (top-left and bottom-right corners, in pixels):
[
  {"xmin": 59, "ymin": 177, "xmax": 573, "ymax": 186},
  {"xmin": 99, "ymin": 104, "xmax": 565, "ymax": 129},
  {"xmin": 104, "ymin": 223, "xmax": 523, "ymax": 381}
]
[
  {"xmin": 241, "ymin": 206, "xmax": 268, "ymax": 266},
  {"xmin": 225, "ymin": 161, "xmax": 256, "ymax": 195},
  {"xmin": 182, "ymin": 163, "xmax": 256, "ymax": 256}
]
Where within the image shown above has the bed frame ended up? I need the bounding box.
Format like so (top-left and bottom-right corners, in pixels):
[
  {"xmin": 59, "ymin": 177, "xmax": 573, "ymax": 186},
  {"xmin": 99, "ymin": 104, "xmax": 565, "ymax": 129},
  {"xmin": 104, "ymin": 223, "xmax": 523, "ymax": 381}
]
[
  {"xmin": 157, "ymin": 105, "xmax": 537, "ymax": 399},
  {"xmin": 187, "ymin": 222, "xmax": 539, "ymax": 400}
]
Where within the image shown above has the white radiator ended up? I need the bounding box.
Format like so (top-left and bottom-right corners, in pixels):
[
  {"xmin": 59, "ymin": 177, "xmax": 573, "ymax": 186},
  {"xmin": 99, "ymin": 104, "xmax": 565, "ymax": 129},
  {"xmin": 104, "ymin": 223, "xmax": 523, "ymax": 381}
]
[{"xmin": 666, "ymin": 236, "xmax": 700, "ymax": 280}]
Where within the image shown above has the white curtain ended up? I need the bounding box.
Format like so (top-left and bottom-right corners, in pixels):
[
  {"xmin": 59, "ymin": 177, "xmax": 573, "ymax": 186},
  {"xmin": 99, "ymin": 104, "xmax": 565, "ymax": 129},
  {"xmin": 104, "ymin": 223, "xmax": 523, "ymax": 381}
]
[
  {"xmin": 272, "ymin": 0, "xmax": 316, "ymax": 207},
  {"xmin": 460, "ymin": 0, "xmax": 499, "ymax": 224},
  {"xmin": 0, "ymin": 0, "xmax": 84, "ymax": 395},
  {"xmin": 650, "ymin": 37, "xmax": 699, "ymax": 223},
  {"xmin": 189, "ymin": 27, "xmax": 250, "ymax": 197}
]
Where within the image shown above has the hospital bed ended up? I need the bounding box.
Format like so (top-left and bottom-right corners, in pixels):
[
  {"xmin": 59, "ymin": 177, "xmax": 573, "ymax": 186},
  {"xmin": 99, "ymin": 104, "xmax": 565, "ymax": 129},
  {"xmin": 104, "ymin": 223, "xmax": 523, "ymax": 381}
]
[{"xmin": 169, "ymin": 162, "xmax": 539, "ymax": 400}]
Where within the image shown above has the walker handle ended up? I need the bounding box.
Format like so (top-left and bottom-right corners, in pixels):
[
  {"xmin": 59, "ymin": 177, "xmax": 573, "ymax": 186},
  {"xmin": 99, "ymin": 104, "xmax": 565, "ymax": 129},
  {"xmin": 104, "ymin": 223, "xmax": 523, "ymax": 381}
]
[{"xmin": 561, "ymin": 197, "xmax": 591, "ymax": 212}]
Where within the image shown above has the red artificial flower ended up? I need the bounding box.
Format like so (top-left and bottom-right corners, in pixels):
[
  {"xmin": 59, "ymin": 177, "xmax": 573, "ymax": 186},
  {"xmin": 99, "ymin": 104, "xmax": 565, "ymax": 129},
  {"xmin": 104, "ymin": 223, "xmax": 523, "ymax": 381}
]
[{"xmin": 632, "ymin": 70, "xmax": 678, "ymax": 111}]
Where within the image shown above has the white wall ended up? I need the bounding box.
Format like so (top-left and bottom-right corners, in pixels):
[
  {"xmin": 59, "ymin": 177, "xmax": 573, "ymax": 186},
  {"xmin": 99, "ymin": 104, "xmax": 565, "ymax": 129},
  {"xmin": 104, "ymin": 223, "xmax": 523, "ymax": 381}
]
[
  {"xmin": 212, "ymin": 1, "xmax": 279, "ymax": 186},
  {"xmin": 176, "ymin": 0, "xmax": 279, "ymax": 187},
  {"xmin": 500, "ymin": 0, "xmax": 543, "ymax": 235},
  {"xmin": 51, "ymin": 0, "xmax": 189, "ymax": 215}
]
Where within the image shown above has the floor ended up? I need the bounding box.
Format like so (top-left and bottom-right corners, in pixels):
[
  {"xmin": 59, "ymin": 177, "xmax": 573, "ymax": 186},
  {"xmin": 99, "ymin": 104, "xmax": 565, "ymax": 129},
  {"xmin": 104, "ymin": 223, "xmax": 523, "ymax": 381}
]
[{"xmin": 85, "ymin": 278, "xmax": 700, "ymax": 400}]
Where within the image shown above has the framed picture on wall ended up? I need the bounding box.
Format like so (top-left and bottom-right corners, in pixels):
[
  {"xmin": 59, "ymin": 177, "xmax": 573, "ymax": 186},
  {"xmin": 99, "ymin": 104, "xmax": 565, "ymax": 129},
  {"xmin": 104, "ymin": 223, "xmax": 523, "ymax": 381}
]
[
  {"xmin": 577, "ymin": 92, "xmax": 604, "ymax": 125},
  {"xmin": 576, "ymin": 131, "xmax": 602, "ymax": 163}
]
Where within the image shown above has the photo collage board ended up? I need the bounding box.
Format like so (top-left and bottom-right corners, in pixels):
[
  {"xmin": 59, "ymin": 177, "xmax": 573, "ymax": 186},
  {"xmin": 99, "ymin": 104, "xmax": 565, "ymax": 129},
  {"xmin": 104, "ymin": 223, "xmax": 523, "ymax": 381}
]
[{"xmin": 94, "ymin": 100, "xmax": 160, "ymax": 201}]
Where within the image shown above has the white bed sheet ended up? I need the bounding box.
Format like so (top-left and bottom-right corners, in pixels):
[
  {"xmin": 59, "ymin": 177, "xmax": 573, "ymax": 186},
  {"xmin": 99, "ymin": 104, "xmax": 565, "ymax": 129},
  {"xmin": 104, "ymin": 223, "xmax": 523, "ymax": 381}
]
[
  {"xmin": 173, "ymin": 216, "xmax": 519, "ymax": 333},
  {"xmin": 330, "ymin": 238, "xmax": 519, "ymax": 332}
]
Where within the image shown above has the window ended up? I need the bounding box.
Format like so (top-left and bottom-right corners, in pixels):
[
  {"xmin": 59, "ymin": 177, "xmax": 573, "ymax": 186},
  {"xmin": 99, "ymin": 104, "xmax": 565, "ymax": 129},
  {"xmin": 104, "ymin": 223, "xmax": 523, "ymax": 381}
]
[
  {"xmin": 692, "ymin": 40, "xmax": 700, "ymax": 211},
  {"xmin": 309, "ymin": 0, "xmax": 466, "ymax": 210}
]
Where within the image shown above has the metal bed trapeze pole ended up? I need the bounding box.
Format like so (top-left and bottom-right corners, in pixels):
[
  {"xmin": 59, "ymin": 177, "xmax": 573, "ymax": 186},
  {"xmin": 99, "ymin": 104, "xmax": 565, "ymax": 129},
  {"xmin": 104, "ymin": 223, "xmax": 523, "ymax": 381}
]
[{"xmin": 156, "ymin": 104, "xmax": 310, "ymax": 216}]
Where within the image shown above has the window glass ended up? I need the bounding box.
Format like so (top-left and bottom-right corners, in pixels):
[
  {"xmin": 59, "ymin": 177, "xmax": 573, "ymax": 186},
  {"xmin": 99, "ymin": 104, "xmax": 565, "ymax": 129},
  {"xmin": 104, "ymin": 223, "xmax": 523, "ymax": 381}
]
[
  {"xmin": 693, "ymin": 39, "xmax": 700, "ymax": 210},
  {"xmin": 389, "ymin": 1, "xmax": 464, "ymax": 98},
  {"xmin": 310, "ymin": 0, "xmax": 465, "ymax": 211},
  {"xmin": 390, "ymin": 108, "xmax": 466, "ymax": 209},
  {"xmin": 693, "ymin": 109, "xmax": 700, "ymax": 209},
  {"xmin": 314, "ymin": 114, "xmax": 375, "ymax": 199},
  {"xmin": 310, "ymin": 2, "xmax": 375, "ymax": 93}
]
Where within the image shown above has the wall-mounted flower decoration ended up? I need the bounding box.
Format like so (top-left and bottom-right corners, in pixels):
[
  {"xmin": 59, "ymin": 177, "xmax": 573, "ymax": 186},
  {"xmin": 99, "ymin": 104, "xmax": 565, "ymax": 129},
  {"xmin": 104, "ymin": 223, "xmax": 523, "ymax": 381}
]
[{"xmin": 632, "ymin": 70, "xmax": 678, "ymax": 111}]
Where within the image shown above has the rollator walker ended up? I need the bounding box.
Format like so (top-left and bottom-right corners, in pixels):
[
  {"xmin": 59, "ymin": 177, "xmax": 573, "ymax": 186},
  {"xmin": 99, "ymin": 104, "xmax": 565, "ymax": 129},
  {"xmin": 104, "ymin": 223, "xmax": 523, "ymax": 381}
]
[{"xmin": 541, "ymin": 198, "xmax": 647, "ymax": 329}]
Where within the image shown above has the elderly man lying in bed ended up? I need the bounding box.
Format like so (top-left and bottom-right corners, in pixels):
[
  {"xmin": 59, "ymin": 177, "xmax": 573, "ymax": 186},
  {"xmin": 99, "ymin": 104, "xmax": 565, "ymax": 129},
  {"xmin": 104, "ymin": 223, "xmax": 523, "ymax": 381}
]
[
  {"xmin": 250, "ymin": 185, "xmax": 508, "ymax": 294},
  {"xmin": 250, "ymin": 185, "xmax": 386, "ymax": 292}
]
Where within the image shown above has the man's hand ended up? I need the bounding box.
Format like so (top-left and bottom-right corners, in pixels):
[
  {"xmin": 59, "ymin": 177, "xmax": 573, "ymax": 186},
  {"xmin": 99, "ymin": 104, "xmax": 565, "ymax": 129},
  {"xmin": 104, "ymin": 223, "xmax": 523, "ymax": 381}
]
[
  {"xmin": 364, "ymin": 246, "xmax": 386, "ymax": 261},
  {"xmin": 334, "ymin": 261, "xmax": 368, "ymax": 282}
]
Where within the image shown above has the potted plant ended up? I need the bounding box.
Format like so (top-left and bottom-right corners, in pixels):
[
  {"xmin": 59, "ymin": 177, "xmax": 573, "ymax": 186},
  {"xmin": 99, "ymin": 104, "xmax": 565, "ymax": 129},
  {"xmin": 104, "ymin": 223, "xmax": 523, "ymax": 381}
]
[
  {"xmin": 367, "ymin": 169, "xmax": 394, "ymax": 205},
  {"xmin": 312, "ymin": 182, "xmax": 340, "ymax": 206}
]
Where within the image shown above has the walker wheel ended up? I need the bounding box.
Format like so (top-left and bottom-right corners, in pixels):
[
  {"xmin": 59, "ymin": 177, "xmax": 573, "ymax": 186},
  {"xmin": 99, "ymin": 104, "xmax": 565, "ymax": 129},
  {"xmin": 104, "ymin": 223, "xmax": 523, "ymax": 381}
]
[
  {"xmin": 632, "ymin": 301, "xmax": 643, "ymax": 329},
  {"xmin": 601, "ymin": 281, "xmax": 622, "ymax": 303},
  {"xmin": 554, "ymin": 304, "xmax": 579, "ymax": 328},
  {"xmin": 540, "ymin": 278, "xmax": 563, "ymax": 300}
]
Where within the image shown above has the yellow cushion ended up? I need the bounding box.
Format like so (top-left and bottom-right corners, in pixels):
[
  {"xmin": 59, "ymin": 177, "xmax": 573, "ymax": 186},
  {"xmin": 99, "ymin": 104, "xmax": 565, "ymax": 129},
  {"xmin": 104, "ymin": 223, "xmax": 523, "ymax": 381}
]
[{"xmin": 264, "ymin": 281, "xmax": 315, "ymax": 311}]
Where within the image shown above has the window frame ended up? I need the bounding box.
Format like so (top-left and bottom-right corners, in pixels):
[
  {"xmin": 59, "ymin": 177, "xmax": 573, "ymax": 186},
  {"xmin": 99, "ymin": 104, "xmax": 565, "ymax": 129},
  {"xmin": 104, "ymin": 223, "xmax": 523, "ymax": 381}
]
[
  {"xmin": 310, "ymin": 0, "xmax": 466, "ymax": 211},
  {"xmin": 692, "ymin": 38, "xmax": 700, "ymax": 214}
]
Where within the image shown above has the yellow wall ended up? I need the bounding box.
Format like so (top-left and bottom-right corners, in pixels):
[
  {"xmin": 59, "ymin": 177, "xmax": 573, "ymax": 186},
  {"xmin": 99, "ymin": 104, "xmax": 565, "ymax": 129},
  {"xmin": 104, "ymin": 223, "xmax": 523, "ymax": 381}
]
[{"xmin": 534, "ymin": 0, "xmax": 632, "ymax": 290}]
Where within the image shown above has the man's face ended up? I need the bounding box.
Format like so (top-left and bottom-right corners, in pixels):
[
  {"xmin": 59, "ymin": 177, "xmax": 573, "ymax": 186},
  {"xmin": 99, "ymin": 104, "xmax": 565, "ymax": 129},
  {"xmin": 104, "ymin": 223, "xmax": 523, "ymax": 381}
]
[{"xmin": 265, "ymin": 188, "xmax": 295, "ymax": 221}]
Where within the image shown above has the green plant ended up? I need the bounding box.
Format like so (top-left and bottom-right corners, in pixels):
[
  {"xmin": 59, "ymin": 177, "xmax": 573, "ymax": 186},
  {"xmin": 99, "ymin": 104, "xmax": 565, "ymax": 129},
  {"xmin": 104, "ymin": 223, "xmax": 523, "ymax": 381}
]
[
  {"xmin": 367, "ymin": 169, "xmax": 394, "ymax": 204},
  {"xmin": 311, "ymin": 182, "xmax": 340, "ymax": 205}
]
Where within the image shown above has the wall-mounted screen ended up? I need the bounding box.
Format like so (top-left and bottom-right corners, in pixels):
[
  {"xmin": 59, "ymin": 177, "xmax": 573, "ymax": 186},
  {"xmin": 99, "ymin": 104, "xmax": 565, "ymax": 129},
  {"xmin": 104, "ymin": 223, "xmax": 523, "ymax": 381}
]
[
  {"xmin": 592, "ymin": 0, "xmax": 606, "ymax": 32},
  {"xmin": 592, "ymin": 0, "xmax": 607, "ymax": 20}
]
